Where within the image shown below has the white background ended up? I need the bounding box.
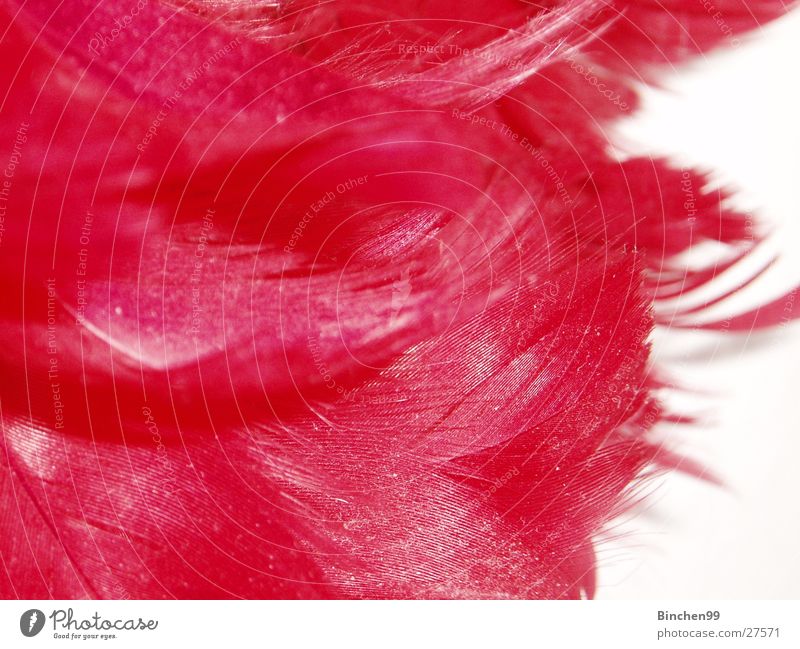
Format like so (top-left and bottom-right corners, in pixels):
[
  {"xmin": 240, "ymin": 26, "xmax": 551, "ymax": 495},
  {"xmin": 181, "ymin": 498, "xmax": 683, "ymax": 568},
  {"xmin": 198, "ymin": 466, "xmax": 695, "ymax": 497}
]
[
  {"xmin": 597, "ymin": 10, "xmax": 800, "ymax": 599},
  {"xmin": 1, "ymin": 600, "xmax": 797, "ymax": 647}
]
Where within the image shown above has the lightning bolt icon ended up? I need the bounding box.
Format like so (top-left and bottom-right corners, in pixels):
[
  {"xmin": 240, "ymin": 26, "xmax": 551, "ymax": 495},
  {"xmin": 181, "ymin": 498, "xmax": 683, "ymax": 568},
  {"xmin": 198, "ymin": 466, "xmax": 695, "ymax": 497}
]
[{"xmin": 28, "ymin": 611, "xmax": 37, "ymax": 632}]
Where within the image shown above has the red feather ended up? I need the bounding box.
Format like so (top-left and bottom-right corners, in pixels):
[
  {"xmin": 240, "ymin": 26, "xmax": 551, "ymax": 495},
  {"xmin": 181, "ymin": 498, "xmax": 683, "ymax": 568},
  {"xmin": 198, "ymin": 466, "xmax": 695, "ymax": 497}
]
[{"xmin": 0, "ymin": 0, "xmax": 795, "ymax": 598}]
